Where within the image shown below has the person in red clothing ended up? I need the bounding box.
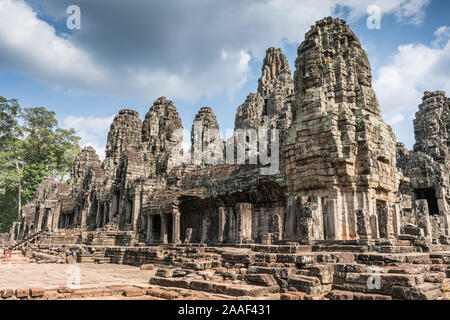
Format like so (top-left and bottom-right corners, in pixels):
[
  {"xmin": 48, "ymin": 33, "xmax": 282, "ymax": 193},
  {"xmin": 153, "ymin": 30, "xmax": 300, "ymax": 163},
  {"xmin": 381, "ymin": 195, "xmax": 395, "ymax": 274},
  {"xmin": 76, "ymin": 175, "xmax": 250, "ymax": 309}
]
[{"xmin": 8, "ymin": 249, "xmax": 12, "ymax": 259}]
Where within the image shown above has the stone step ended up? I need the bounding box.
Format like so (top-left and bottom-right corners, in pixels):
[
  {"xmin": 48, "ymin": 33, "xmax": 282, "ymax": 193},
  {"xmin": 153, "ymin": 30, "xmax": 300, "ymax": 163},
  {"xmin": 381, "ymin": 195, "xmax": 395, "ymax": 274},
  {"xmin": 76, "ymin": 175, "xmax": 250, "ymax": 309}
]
[
  {"xmin": 287, "ymin": 274, "xmax": 322, "ymax": 294},
  {"xmin": 251, "ymin": 245, "xmax": 311, "ymax": 254},
  {"xmin": 94, "ymin": 257, "xmax": 111, "ymax": 264},
  {"xmin": 392, "ymin": 282, "xmax": 443, "ymax": 300},
  {"xmin": 312, "ymin": 245, "xmax": 368, "ymax": 253},
  {"xmin": 373, "ymin": 246, "xmax": 416, "ymax": 253},
  {"xmin": 325, "ymin": 289, "xmax": 392, "ymax": 300},
  {"xmin": 78, "ymin": 256, "xmax": 95, "ymax": 263},
  {"xmin": 149, "ymin": 276, "xmax": 279, "ymax": 297}
]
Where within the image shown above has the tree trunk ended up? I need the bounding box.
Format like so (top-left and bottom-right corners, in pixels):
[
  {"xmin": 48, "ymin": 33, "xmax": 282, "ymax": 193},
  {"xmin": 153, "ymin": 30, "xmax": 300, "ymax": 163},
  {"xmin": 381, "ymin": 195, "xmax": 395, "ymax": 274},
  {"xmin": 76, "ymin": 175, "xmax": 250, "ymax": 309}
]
[{"xmin": 15, "ymin": 160, "xmax": 22, "ymax": 221}]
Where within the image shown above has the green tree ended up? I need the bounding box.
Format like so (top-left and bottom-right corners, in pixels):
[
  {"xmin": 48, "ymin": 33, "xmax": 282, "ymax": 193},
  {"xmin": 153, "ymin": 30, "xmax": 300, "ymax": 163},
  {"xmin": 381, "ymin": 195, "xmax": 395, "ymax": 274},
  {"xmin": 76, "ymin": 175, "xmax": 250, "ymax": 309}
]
[
  {"xmin": 0, "ymin": 99, "xmax": 80, "ymax": 232},
  {"xmin": 0, "ymin": 97, "xmax": 24, "ymax": 230}
]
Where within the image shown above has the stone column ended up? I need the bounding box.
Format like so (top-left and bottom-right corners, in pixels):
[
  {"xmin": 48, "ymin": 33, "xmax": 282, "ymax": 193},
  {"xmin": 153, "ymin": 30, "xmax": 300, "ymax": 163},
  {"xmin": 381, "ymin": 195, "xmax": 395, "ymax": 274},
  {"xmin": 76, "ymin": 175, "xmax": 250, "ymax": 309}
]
[
  {"xmin": 36, "ymin": 207, "xmax": 44, "ymax": 232},
  {"xmin": 111, "ymin": 194, "xmax": 119, "ymax": 218},
  {"xmin": 132, "ymin": 195, "xmax": 140, "ymax": 230},
  {"xmin": 218, "ymin": 207, "xmax": 226, "ymax": 243},
  {"xmin": 81, "ymin": 202, "xmax": 89, "ymax": 229},
  {"xmin": 356, "ymin": 210, "xmax": 370, "ymax": 239},
  {"xmin": 378, "ymin": 205, "xmax": 394, "ymax": 239},
  {"xmin": 284, "ymin": 196, "xmax": 296, "ymax": 240},
  {"xmin": 325, "ymin": 199, "xmax": 338, "ymax": 240},
  {"xmin": 102, "ymin": 203, "xmax": 109, "ymax": 226},
  {"xmin": 227, "ymin": 209, "xmax": 234, "ymax": 242},
  {"xmin": 53, "ymin": 203, "xmax": 62, "ymax": 232},
  {"xmin": 160, "ymin": 213, "xmax": 168, "ymax": 244},
  {"xmin": 236, "ymin": 203, "xmax": 252, "ymax": 243},
  {"xmin": 105, "ymin": 204, "xmax": 110, "ymax": 225},
  {"xmin": 172, "ymin": 209, "xmax": 181, "ymax": 244},
  {"xmin": 416, "ymin": 199, "xmax": 432, "ymax": 239},
  {"xmin": 146, "ymin": 215, "xmax": 153, "ymax": 244},
  {"xmin": 47, "ymin": 208, "xmax": 54, "ymax": 231},
  {"xmin": 370, "ymin": 215, "xmax": 380, "ymax": 239},
  {"xmin": 201, "ymin": 218, "xmax": 208, "ymax": 243},
  {"xmin": 392, "ymin": 204, "xmax": 402, "ymax": 236},
  {"xmin": 96, "ymin": 204, "xmax": 101, "ymax": 228}
]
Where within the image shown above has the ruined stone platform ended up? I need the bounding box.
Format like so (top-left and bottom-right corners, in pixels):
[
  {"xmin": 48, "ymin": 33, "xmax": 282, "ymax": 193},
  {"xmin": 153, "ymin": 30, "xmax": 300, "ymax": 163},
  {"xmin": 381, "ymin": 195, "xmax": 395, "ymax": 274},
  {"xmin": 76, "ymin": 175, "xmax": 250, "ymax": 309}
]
[{"xmin": 1, "ymin": 241, "xmax": 447, "ymax": 300}]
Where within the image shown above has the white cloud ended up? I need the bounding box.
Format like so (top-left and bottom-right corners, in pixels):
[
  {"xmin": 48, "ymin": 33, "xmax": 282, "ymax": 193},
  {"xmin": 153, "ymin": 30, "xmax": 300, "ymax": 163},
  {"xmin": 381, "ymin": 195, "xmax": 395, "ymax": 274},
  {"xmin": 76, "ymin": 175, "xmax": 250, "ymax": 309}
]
[
  {"xmin": 0, "ymin": 0, "xmax": 106, "ymax": 90},
  {"xmin": 433, "ymin": 26, "xmax": 450, "ymax": 47},
  {"xmin": 62, "ymin": 115, "xmax": 114, "ymax": 160},
  {"xmin": 0, "ymin": 0, "xmax": 431, "ymax": 102},
  {"xmin": 387, "ymin": 113, "xmax": 405, "ymax": 125},
  {"xmin": 374, "ymin": 25, "xmax": 450, "ymax": 147}
]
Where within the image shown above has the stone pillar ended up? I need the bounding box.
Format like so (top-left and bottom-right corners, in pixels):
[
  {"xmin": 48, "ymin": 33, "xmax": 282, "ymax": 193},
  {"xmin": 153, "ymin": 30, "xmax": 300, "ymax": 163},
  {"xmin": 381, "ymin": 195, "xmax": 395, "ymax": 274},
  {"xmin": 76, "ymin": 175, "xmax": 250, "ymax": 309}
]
[
  {"xmin": 236, "ymin": 203, "xmax": 252, "ymax": 243},
  {"xmin": 392, "ymin": 204, "xmax": 402, "ymax": 236},
  {"xmin": 104, "ymin": 204, "xmax": 109, "ymax": 225},
  {"xmin": 132, "ymin": 196, "xmax": 140, "ymax": 230},
  {"xmin": 416, "ymin": 199, "xmax": 432, "ymax": 239},
  {"xmin": 146, "ymin": 215, "xmax": 153, "ymax": 244},
  {"xmin": 284, "ymin": 196, "xmax": 296, "ymax": 240},
  {"xmin": 201, "ymin": 218, "xmax": 209, "ymax": 243},
  {"xmin": 36, "ymin": 207, "xmax": 44, "ymax": 232},
  {"xmin": 81, "ymin": 202, "xmax": 89, "ymax": 229},
  {"xmin": 218, "ymin": 207, "xmax": 226, "ymax": 243},
  {"xmin": 111, "ymin": 193, "xmax": 119, "ymax": 218},
  {"xmin": 46, "ymin": 208, "xmax": 54, "ymax": 231},
  {"xmin": 378, "ymin": 205, "xmax": 394, "ymax": 239},
  {"xmin": 105, "ymin": 203, "xmax": 112, "ymax": 224},
  {"xmin": 96, "ymin": 204, "xmax": 101, "ymax": 228},
  {"xmin": 273, "ymin": 212, "xmax": 283, "ymax": 241},
  {"xmin": 227, "ymin": 209, "xmax": 234, "ymax": 242},
  {"xmin": 356, "ymin": 210, "xmax": 370, "ymax": 240},
  {"xmin": 160, "ymin": 214, "xmax": 168, "ymax": 244},
  {"xmin": 370, "ymin": 215, "xmax": 379, "ymax": 239},
  {"xmin": 172, "ymin": 208, "xmax": 181, "ymax": 244},
  {"xmin": 325, "ymin": 199, "xmax": 338, "ymax": 240},
  {"xmin": 53, "ymin": 203, "xmax": 62, "ymax": 232}
]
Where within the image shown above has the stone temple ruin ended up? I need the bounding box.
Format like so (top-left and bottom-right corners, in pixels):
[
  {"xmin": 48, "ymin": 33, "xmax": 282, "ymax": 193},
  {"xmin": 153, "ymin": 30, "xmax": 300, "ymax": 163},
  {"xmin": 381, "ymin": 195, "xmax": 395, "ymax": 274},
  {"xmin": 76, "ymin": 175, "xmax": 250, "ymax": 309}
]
[{"xmin": 4, "ymin": 17, "xmax": 450, "ymax": 300}]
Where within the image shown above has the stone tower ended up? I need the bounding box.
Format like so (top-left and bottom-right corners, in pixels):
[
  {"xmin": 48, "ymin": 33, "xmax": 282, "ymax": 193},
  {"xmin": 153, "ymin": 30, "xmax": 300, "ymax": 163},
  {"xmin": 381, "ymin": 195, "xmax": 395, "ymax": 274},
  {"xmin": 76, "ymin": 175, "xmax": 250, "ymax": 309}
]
[
  {"xmin": 191, "ymin": 107, "xmax": 223, "ymax": 166},
  {"xmin": 406, "ymin": 91, "xmax": 450, "ymax": 238},
  {"xmin": 235, "ymin": 47, "xmax": 294, "ymax": 138},
  {"xmin": 69, "ymin": 146, "xmax": 103, "ymax": 194},
  {"xmin": 284, "ymin": 17, "xmax": 400, "ymax": 241},
  {"xmin": 102, "ymin": 109, "xmax": 143, "ymax": 179},
  {"xmin": 142, "ymin": 97, "xmax": 183, "ymax": 175}
]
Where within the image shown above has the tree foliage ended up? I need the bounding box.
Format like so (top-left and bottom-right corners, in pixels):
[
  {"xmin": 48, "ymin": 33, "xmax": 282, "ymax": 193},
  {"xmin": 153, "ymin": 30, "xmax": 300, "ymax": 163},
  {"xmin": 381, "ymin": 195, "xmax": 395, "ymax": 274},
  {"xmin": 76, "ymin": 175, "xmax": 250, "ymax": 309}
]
[{"xmin": 0, "ymin": 97, "xmax": 80, "ymax": 232}]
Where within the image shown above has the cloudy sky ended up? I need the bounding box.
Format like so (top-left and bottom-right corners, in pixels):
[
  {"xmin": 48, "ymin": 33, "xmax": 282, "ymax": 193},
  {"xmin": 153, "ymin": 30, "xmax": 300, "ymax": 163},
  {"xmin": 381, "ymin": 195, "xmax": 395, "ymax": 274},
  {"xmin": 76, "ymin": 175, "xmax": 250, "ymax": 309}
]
[{"xmin": 0, "ymin": 0, "xmax": 449, "ymax": 159}]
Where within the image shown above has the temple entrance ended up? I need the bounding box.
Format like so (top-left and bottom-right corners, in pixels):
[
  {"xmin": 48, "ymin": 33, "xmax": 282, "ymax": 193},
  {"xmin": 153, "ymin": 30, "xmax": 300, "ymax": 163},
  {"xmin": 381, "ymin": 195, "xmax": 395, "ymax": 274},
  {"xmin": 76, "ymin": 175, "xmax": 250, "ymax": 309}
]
[
  {"xmin": 41, "ymin": 209, "xmax": 49, "ymax": 230},
  {"xmin": 415, "ymin": 188, "xmax": 439, "ymax": 215},
  {"xmin": 126, "ymin": 199, "xmax": 133, "ymax": 224},
  {"xmin": 104, "ymin": 205, "xmax": 110, "ymax": 224},
  {"xmin": 151, "ymin": 215, "xmax": 161, "ymax": 242},
  {"xmin": 112, "ymin": 192, "xmax": 119, "ymax": 217}
]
